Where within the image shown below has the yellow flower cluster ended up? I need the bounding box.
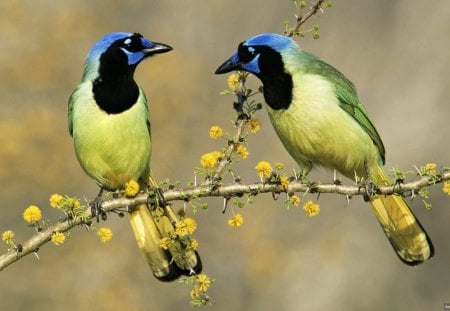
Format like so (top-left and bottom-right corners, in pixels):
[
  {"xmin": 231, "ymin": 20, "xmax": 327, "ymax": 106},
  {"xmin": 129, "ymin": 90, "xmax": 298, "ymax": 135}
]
[
  {"xmin": 200, "ymin": 151, "xmax": 222, "ymax": 169},
  {"xmin": 255, "ymin": 161, "xmax": 272, "ymax": 178},
  {"xmin": 125, "ymin": 179, "xmax": 140, "ymax": 197},
  {"xmin": 159, "ymin": 236, "xmax": 199, "ymax": 251},
  {"xmin": 51, "ymin": 232, "xmax": 66, "ymax": 246},
  {"xmin": 97, "ymin": 227, "xmax": 113, "ymax": 243},
  {"xmin": 196, "ymin": 273, "xmax": 212, "ymax": 292},
  {"xmin": 2, "ymin": 230, "xmax": 15, "ymax": 246},
  {"xmin": 189, "ymin": 238, "xmax": 199, "ymax": 251},
  {"xmin": 227, "ymin": 73, "xmax": 240, "ymax": 92},
  {"xmin": 424, "ymin": 163, "xmax": 437, "ymax": 174},
  {"xmin": 289, "ymin": 194, "xmax": 301, "ymax": 207},
  {"xmin": 228, "ymin": 213, "xmax": 244, "ymax": 227},
  {"xmin": 443, "ymin": 182, "xmax": 450, "ymax": 195},
  {"xmin": 49, "ymin": 194, "xmax": 63, "ymax": 208},
  {"xmin": 280, "ymin": 176, "xmax": 290, "ymax": 190},
  {"xmin": 303, "ymin": 200, "xmax": 320, "ymax": 217},
  {"xmin": 209, "ymin": 126, "xmax": 223, "ymax": 139},
  {"xmin": 175, "ymin": 217, "xmax": 197, "ymax": 237},
  {"xmin": 247, "ymin": 118, "xmax": 261, "ymax": 133},
  {"xmin": 71, "ymin": 198, "xmax": 81, "ymax": 210},
  {"xmin": 190, "ymin": 273, "xmax": 213, "ymax": 298},
  {"xmin": 159, "ymin": 237, "xmax": 172, "ymax": 250},
  {"xmin": 275, "ymin": 162, "xmax": 284, "ymax": 170},
  {"xmin": 236, "ymin": 144, "xmax": 249, "ymax": 159},
  {"xmin": 23, "ymin": 205, "xmax": 42, "ymax": 223}
]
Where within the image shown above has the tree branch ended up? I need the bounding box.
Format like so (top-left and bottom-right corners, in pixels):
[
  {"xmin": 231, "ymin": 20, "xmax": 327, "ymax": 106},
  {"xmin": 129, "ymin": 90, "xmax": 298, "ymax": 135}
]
[
  {"xmin": 1, "ymin": 170, "xmax": 448, "ymax": 271},
  {"xmin": 285, "ymin": 0, "xmax": 325, "ymax": 37}
]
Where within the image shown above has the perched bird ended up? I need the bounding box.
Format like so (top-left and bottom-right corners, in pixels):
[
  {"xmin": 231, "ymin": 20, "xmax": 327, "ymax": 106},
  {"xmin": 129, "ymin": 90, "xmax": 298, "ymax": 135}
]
[
  {"xmin": 68, "ymin": 32, "xmax": 201, "ymax": 280},
  {"xmin": 215, "ymin": 33, "xmax": 433, "ymax": 265}
]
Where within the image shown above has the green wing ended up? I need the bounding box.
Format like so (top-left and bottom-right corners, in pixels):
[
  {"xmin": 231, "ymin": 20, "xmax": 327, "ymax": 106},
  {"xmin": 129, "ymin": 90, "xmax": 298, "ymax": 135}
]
[
  {"xmin": 67, "ymin": 87, "xmax": 78, "ymax": 137},
  {"xmin": 335, "ymin": 83, "xmax": 385, "ymax": 164},
  {"xmin": 302, "ymin": 52, "xmax": 386, "ymax": 163}
]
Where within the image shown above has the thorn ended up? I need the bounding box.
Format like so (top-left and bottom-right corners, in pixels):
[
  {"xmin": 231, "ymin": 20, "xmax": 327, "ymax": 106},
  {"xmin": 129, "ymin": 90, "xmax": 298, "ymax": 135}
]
[
  {"xmin": 345, "ymin": 195, "xmax": 351, "ymax": 206},
  {"xmin": 272, "ymin": 192, "xmax": 279, "ymax": 200},
  {"xmin": 222, "ymin": 197, "xmax": 230, "ymax": 214}
]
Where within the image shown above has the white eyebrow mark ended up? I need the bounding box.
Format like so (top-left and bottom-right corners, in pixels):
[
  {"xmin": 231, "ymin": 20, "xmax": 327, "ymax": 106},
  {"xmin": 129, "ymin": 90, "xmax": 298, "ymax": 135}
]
[
  {"xmin": 248, "ymin": 47, "xmax": 255, "ymax": 54},
  {"xmin": 124, "ymin": 38, "xmax": 131, "ymax": 45}
]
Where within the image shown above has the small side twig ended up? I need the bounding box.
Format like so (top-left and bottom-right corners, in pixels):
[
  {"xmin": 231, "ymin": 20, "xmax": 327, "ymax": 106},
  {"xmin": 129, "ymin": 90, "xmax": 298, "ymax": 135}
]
[{"xmin": 285, "ymin": 0, "xmax": 325, "ymax": 37}]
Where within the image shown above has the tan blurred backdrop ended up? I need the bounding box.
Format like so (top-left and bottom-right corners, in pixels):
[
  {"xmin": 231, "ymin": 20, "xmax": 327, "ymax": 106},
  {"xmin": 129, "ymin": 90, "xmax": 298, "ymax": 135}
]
[{"xmin": 0, "ymin": 1, "xmax": 449, "ymax": 310}]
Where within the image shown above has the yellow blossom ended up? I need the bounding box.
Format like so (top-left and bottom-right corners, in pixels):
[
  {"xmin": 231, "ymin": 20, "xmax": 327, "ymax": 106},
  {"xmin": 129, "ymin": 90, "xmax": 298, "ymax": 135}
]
[
  {"xmin": 189, "ymin": 238, "xmax": 199, "ymax": 250},
  {"xmin": 280, "ymin": 176, "xmax": 290, "ymax": 191},
  {"xmin": 97, "ymin": 227, "xmax": 113, "ymax": 243},
  {"xmin": 275, "ymin": 162, "xmax": 284, "ymax": 170},
  {"xmin": 236, "ymin": 144, "xmax": 249, "ymax": 159},
  {"xmin": 196, "ymin": 273, "xmax": 212, "ymax": 292},
  {"xmin": 125, "ymin": 179, "xmax": 140, "ymax": 197},
  {"xmin": 23, "ymin": 205, "xmax": 42, "ymax": 223},
  {"xmin": 227, "ymin": 73, "xmax": 240, "ymax": 91},
  {"xmin": 303, "ymin": 200, "xmax": 320, "ymax": 217},
  {"xmin": 159, "ymin": 237, "xmax": 172, "ymax": 250},
  {"xmin": 424, "ymin": 163, "xmax": 437, "ymax": 174},
  {"xmin": 183, "ymin": 218, "xmax": 197, "ymax": 234},
  {"xmin": 190, "ymin": 286, "xmax": 200, "ymax": 299},
  {"xmin": 255, "ymin": 161, "xmax": 272, "ymax": 178},
  {"xmin": 51, "ymin": 232, "xmax": 66, "ymax": 246},
  {"xmin": 49, "ymin": 194, "xmax": 63, "ymax": 209},
  {"xmin": 247, "ymin": 118, "xmax": 261, "ymax": 133},
  {"xmin": 443, "ymin": 182, "xmax": 450, "ymax": 195},
  {"xmin": 2, "ymin": 230, "xmax": 15, "ymax": 245},
  {"xmin": 64, "ymin": 197, "xmax": 81, "ymax": 210},
  {"xmin": 228, "ymin": 213, "xmax": 244, "ymax": 227},
  {"xmin": 176, "ymin": 217, "xmax": 197, "ymax": 237},
  {"xmin": 209, "ymin": 126, "xmax": 223, "ymax": 139},
  {"xmin": 200, "ymin": 151, "xmax": 222, "ymax": 169},
  {"xmin": 289, "ymin": 194, "xmax": 301, "ymax": 206}
]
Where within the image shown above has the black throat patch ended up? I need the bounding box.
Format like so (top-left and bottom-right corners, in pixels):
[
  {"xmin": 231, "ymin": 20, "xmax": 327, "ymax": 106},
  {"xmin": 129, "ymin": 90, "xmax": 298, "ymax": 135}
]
[
  {"xmin": 92, "ymin": 45, "xmax": 140, "ymax": 114},
  {"xmin": 255, "ymin": 46, "xmax": 293, "ymax": 110}
]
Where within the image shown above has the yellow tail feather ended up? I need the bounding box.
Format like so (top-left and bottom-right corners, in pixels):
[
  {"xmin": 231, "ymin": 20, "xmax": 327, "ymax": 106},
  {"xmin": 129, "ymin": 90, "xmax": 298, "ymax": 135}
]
[
  {"xmin": 370, "ymin": 166, "xmax": 433, "ymax": 264},
  {"xmin": 129, "ymin": 204, "xmax": 201, "ymax": 281}
]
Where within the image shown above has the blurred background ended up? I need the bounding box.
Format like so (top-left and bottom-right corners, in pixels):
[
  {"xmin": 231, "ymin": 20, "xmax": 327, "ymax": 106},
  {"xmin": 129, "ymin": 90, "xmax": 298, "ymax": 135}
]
[{"xmin": 0, "ymin": 0, "xmax": 449, "ymax": 310}]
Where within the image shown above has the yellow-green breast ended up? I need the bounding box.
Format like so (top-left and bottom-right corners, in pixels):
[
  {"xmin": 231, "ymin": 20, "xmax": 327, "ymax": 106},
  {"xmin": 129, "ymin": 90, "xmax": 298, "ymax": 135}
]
[
  {"xmin": 71, "ymin": 82, "xmax": 151, "ymax": 190},
  {"xmin": 265, "ymin": 73, "xmax": 380, "ymax": 179}
]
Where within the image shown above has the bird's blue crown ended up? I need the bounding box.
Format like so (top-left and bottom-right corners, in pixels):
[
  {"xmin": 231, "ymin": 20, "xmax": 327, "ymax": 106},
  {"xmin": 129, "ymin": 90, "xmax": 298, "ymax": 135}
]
[{"xmin": 243, "ymin": 33, "xmax": 295, "ymax": 51}]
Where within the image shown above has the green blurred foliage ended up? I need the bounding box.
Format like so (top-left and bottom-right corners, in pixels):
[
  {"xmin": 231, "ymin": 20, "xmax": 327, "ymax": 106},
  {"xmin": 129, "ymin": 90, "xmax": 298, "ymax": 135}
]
[{"xmin": 0, "ymin": 1, "xmax": 449, "ymax": 310}]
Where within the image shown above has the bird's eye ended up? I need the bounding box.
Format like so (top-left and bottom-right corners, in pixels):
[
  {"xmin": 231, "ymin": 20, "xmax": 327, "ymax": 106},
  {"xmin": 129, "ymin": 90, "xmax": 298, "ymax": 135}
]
[
  {"xmin": 238, "ymin": 43, "xmax": 256, "ymax": 63},
  {"xmin": 121, "ymin": 36, "xmax": 141, "ymax": 52},
  {"xmin": 123, "ymin": 38, "xmax": 132, "ymax": 47}
]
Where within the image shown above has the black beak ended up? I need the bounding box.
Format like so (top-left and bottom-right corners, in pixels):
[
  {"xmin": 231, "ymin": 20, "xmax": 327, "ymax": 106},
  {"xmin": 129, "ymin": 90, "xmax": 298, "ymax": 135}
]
[
  {"xmin": 215, "ymin": 57, "xmax": 242, "ymax": 74},
  {"xmin": 143, "ymin": 42, "xmax": 173, "ymax": 55}
]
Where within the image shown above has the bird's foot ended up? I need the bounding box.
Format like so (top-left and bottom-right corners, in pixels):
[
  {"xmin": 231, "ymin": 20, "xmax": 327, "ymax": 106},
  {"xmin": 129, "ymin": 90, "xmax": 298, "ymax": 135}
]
[
  {"xmin": 147, "ymin": 186, "xmax": 167, "ymax": 208},
  {"xmin": 90, "ymin": 188, "xmax": 105, "ymax": 221},
  {"xmin": 357, "ymin": 179, "xmax": 377, "ymax": 202}
]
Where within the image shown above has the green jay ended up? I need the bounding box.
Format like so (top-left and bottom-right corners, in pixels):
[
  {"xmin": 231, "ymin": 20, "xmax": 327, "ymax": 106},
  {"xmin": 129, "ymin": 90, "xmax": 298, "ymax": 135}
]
[
  {"xmin": 215, "ymin": 33, "xmax": 433, "ymax": 265},
  {"xmin": 68, "ymin": 32, "xmax": 201, "ymax": 280}
]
